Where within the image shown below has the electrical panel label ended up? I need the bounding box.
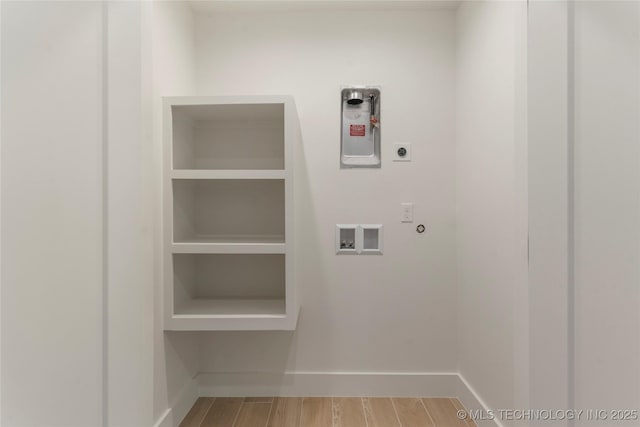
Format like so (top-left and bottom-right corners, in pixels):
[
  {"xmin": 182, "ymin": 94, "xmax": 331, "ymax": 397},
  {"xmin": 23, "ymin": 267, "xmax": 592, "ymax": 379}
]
[{"xmin": 350, "ymin": 124, "xmax": 366, "ymax": 137}]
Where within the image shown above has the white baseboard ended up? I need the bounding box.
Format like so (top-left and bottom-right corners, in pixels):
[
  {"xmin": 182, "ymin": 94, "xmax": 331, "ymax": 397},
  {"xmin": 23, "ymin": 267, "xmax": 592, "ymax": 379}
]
[
  {"xmin": 197, "ymin": 371, "xmax": 460, "ymax": 397},
  {"xmin": 152, "ymin": 378, "xmax": 199, "ymax": 427},
  {"xmin": 456, "ymin": 374, "xmax": 502, "ymax": 427},
  {"xmin": 152, "ymin": 409, "xmax": 171, "ymax": 427}
]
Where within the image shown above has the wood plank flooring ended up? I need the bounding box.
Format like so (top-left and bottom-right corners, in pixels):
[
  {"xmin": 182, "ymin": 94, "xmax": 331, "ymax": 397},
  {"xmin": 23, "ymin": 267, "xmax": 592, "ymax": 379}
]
[{"xmin": 179, "ymin": 397, "xmax": 477, "ymax": 427}]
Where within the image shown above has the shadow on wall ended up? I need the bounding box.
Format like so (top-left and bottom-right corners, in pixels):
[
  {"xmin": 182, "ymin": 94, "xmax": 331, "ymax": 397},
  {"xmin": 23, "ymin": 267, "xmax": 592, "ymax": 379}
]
[
  {"xmin": 163, "ymin": 331, "xmax": 199, "ymax": 425},
  {"xmin": 198, "ymin": 330, "xmax": 299, "ymax": 393}
]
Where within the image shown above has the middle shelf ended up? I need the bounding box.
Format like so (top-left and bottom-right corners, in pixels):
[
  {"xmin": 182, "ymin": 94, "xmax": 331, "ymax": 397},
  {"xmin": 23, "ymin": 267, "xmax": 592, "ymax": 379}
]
[
  {"xmin": 172, "ymin": 240, "xmax": 286, "ymax": 254},
  {"xmin": 172, "ymin": 178, "xmax": 285, "ymax": 245},
  {"xmin": 172, "ymin": 169, "xmax": 286, "ymax": 180}
]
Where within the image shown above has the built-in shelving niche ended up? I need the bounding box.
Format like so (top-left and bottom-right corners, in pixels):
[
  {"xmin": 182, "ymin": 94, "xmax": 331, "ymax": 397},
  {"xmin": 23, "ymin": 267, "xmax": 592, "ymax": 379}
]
[
  {"xmin": 163, "ymin": 96, "xmax": 299, "ymax": 331},
  {"xmin": 172, "ymin": 179, "xmax": 285, "ymax": 244},
  {"xmin": 172, "ymin": 103, "xmax": 285, "ymax": 170},
  {"xmin": 173, "ymin": 253, "xmax": 286, "ymax": 316}
]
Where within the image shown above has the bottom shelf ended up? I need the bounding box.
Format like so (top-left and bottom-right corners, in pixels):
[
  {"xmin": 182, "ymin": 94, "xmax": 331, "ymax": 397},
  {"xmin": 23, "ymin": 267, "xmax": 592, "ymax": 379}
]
[
  {"xmin": 175, "ymin": 298, "xmax": 285, "ymax": 317},
  {"xmin": 166, "ymin": 299, "xmax": 299, "ymax": 331}
]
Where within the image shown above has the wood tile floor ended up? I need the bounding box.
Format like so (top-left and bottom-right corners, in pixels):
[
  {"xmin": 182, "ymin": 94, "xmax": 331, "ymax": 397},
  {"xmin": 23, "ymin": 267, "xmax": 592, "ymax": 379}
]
[{"xmin": 179, "ymin": 397, "xmax": 477, "ymax": 427}]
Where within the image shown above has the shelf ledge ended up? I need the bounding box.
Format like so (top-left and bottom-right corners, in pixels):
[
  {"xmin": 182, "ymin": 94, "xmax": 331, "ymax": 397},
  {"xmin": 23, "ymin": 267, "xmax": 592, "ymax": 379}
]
[
  {"xmin": 171, "ymin": 170, "xmax": 286, "ymax": 180},
  {"xmin": 172, "ymin": 242, "xmax": 286, "ymax": 254}
]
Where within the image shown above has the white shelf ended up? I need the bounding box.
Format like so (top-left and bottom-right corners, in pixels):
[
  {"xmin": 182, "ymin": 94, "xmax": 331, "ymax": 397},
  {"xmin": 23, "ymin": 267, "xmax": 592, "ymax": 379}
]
[
  {"xmin": 164, "ymin": 96, "xmax": 299, "ymax": 331},
  {"xmin": 172, "ymin": 242, "xmax": 286, "ymax": 254},
  {"xmin": 174, "ymin": 234, "xmax": 284, "ymax": 243},
  {"xmin": 174, "ymin": 298, "xmax": 285, "ymax": 316},
  {"xmin": 172, "ymin": 169, "xmax": 286, "ymax": 180},
  {"xmin": 174, "ymin": 233, "xmax": 285, "ymax": 244},
  {"xmin": 167, "ymin": 301, "xmax": 299, "ymax": 331}
]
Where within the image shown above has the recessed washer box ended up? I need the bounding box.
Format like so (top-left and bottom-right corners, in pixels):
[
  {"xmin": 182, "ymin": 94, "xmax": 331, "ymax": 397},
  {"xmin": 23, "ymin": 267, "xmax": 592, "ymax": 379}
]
[
  {"xmin": 335, "ymin": 224, "xmax": 383, "ymax": 255},
  {"xmin": 360, "ymin": 224, "xmax": 383, "ymax": 255},
  {"xmin": 336, "ymin": 224, "xmax": 358, "ymax": 254}
]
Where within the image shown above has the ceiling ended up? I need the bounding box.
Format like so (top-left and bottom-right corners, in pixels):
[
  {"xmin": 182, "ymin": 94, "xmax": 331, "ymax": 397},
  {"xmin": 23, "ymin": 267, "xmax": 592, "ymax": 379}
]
[{"xmin": 188, "ymin": 0, "xmax": 462, "ymax": 13}]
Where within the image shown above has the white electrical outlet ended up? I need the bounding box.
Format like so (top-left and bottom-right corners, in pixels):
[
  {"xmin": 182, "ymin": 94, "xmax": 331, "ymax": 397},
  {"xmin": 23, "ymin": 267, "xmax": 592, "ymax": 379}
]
[
  {"xmin": 401, "ymin": 202, "xmax": 414, "ymax": 222},
  {"xmin": 393, "ymin": 143, "xmax": 411, "ymax": 161}
]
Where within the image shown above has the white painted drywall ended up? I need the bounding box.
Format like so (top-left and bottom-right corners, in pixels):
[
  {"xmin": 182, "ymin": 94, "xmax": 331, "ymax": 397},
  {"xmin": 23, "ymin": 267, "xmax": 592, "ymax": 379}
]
[
  {"xmin": 528, "ymin": 3, "xmax": 640, "ymax": 424},
  {"xmin": 527, "ymin": 2, "xmax": 571, "ymax": 422},
  {"xmin": 106, "ymin": 2, "xmax": 155, "ymax": 426},
  {"xmin": 572, "ymin": 2, "xmax": 640, "ymax": 423},
  {"xmin": 193, "ymin": 7, "xmax": 458, "ymax": 376},
  {"xmin": 2, "ymin": 2, "xmax": 158, "ymax": 425},
  {"xmin": 455, "ymin": 1, "xmax": 526, "ymax": 423},
  {"xmin": 151, "ymin": 2, "xmax": 200, "ymax": 425},
  {"xmin": 1, "ymin": 2, "xmax": 104, "ymax": 425}
]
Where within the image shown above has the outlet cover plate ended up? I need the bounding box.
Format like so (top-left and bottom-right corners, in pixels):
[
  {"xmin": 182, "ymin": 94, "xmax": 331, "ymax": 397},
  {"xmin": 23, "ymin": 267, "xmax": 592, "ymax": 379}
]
[{"xmin": 393, "ymin": 143, "xmax": 411, "ymax": 161}]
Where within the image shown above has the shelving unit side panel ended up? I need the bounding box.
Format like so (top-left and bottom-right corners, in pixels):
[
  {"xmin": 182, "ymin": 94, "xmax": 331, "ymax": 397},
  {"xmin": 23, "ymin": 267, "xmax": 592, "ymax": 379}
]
[
  {"xmin": 172, "ymin": 108, "xmax": 196, "ymax": 169},
  {"xmin": 163, "ymin": 100, "xmax": 177, "ymax": 327},
  {"xmin": 284, "ymin": 99, "xmax": 299, "ymax": 319}
]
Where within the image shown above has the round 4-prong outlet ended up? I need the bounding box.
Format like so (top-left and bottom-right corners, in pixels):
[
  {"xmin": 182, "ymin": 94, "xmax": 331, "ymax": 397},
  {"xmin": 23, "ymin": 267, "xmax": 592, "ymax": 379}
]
[{"xmin": 393, "ymin": 143, "xmax": 411, "ymax": 162}]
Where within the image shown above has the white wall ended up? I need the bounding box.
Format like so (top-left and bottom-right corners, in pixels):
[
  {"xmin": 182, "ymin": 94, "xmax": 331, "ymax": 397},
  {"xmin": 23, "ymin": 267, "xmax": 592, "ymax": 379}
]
[
  {"xmin": 455, "ymin": 1, "xmax": 526, "ymax": 423},
  {"xmin": 106, "ymin": 2, "xmax": 154, "ymax": 426},
  {"xmin": 572, "ymin": 2, "xmax": 640, "ymax": 423},
  {"xmin": 528, "ymin": 4, "xmax": 640, "ymax": 425},
  {"xmin": 151, "ymin": 2, "xmax": 201, "ymax": 426},
  {"xmin": 1, "ymin": 2, "xmax": 104, "ymax": 425},
  {"xmin": 527, "ymin": 2, "xmax": 571, "ymax": 423},
  {"xmin": 192, "ymin": 5, "xmax": 458, "ymax": 381},
  {"xmin": 2, "ymin": 2, "xmax": 157, "ymax": 425}
]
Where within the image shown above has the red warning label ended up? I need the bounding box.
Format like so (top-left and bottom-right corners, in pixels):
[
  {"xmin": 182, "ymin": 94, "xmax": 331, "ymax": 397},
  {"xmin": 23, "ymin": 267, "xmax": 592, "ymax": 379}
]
[{"xmin": 350, "ymin": 124, "xmax": 366, "ymax": 137}]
